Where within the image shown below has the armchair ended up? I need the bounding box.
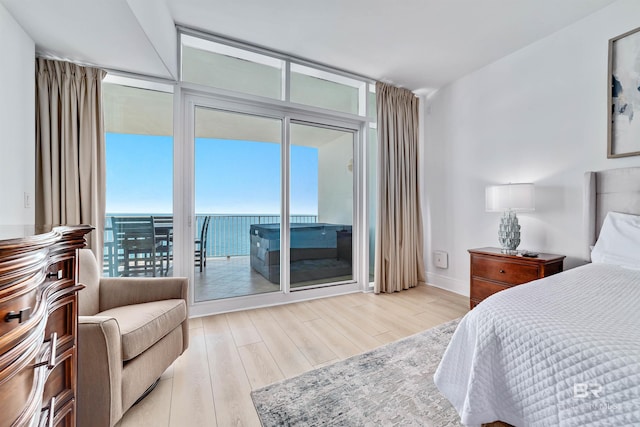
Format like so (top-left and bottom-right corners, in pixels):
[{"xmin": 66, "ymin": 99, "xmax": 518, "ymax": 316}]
[{"xmin": 76, "ymin": 249, "xmax": 189, "ymax": 427}]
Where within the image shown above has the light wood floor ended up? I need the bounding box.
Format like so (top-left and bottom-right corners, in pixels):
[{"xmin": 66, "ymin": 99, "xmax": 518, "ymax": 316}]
[{"xmin": 116, "ymin": 284, "xmax": 469, "ymax": 427}]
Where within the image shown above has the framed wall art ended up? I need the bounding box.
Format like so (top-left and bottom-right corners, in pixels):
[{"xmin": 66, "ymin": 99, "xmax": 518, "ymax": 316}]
[{"xmin": 608, "ymin": 26, "xmax": 640, "ymax": 158}]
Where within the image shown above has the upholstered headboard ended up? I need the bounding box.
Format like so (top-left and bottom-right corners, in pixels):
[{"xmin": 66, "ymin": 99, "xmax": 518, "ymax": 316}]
[{"xmin": 584, "ymin": 166, "xmax": 640, "ymax": 260}]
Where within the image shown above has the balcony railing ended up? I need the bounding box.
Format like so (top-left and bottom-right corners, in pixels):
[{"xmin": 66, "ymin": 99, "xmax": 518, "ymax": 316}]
[
  {"xmin": 104, "ymin": 214, "xmax": 318, "ymax": 268},
  {"xmin": 195, "ymin": 214, "xmax": 317, "ymax": 257}
]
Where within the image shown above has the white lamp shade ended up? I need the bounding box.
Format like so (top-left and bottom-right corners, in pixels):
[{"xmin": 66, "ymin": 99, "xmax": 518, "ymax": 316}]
[{"xmin": 486, "ymin": 183, "xmax": 535, "ymax": 212}]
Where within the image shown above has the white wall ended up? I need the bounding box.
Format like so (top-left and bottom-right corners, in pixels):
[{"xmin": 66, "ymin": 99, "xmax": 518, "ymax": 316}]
[
  {"xmin": 423, "ymin": 0, "xmax": 640, "ymax": 296},
  {"xmin": 318, "ymin": 133, "xmax": 354, "ymax": 225},
  {"xmin": 0, "ymin": 4, "xmax": 35, "ymax": 225}
]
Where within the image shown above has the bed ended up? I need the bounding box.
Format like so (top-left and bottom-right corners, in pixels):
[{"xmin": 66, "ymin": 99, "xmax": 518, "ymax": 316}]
[{"xmin": 434, "ymin": 166, "xmax": 640, "ymax": 426}]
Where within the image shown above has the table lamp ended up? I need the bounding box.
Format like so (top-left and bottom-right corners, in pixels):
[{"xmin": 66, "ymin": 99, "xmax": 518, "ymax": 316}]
[{"xmin": 485, "ymin": 183, "xmax": 535, "ymax": 254}]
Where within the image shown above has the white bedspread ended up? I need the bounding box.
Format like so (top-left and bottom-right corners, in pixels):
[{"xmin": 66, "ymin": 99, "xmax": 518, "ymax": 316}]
[{"xmin": 434, "ymin": 263, "xmax": 640, "ymax": 426}]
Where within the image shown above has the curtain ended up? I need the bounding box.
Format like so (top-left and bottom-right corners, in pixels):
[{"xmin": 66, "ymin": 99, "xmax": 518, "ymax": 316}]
[
  {"xmin": 374, "ymin": 82, "xmax": 426, "ymax": 293},
  {"xmin": 35, "ymin": 58, "xmax": 106, "ymax": 262}
]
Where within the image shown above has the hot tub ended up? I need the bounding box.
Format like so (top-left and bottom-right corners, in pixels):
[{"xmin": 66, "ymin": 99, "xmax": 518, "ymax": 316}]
[{"xmin": 250, "ymin": 223, "xmax": 352, "ymax": 284}]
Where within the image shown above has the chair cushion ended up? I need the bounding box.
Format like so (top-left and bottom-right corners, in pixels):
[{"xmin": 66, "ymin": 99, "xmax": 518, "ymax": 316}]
[{"xmin": 98, "ymin": 299, "xmax": 187, "ymax": 361}]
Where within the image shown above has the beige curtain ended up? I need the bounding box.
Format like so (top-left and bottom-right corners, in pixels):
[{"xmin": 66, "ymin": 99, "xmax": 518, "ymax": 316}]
[
  {"xmin": 35, "ymin": 58, "xmax": 106, "ymax": 261},
  {"xmin": 374, "ymin": 82, "xmax": 426, "ymax": 293}
]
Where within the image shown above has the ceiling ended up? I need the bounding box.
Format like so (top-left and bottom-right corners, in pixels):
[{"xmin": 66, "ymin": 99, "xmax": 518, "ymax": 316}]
[{"xmin": 2, "ymin": 0, "xmax": 619, "ymax": 93}]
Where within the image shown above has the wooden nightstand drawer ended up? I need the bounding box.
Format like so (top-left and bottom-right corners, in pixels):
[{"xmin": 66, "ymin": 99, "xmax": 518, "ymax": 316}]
[
  {"xmin": 468, "ymin": 247, "xmax": 565, "ymax": 309},
  {"xmin": 470, "ymin": 278, "xmax": 511, "ymax": 301},
  {"xmin": 472, "ymin": 256, "xmax": 539, "ymax": 285}
]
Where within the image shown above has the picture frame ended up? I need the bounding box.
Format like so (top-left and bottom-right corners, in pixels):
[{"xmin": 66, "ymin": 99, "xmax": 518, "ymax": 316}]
[{"xmin": 608, "ymin": 26, "xmax": 640, "ymax": 158}]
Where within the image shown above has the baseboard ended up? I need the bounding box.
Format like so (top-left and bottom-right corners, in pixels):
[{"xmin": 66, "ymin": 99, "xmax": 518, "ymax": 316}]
[{"xmin": 425, "ymin": 271, "xmax": 469, "ymax": 297}]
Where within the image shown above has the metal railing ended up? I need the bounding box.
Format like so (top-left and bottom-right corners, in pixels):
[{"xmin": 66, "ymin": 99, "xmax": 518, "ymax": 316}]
[
  {"xmin": 196, "ymin": 214, "xmax": 317, "ymax": 257},
  {"xmin": 105, "ymin": 214, "xmax": 318, "ymax": 260}
]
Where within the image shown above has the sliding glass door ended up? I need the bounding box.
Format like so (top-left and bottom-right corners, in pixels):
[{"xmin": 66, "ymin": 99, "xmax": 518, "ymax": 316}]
[
  {"xmin": 185, "ymin": 97, "xmax": 359, "ymax": 307},
  {"xmin": 289, "ymin": 122, "xmax": 354, "ymax": 289},
  {"xmin": 193, "ymin": 107, "xmax": 282, "ymax": 302}
]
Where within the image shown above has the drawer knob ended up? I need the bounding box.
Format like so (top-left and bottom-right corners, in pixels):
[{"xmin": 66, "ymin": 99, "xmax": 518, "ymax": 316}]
[
  {"xmin": 4, "ymin": 307, "xmax": 31, "ymax": 323},
  {"xmin": 499, "ymin": 269, "xmax": 505, "ymax": 274}
]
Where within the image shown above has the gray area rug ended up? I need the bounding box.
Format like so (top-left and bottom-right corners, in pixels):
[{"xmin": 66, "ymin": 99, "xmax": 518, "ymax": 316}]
[{"xmin": 251, "ymin": 318, "xmax": 462, "ymax": 427}]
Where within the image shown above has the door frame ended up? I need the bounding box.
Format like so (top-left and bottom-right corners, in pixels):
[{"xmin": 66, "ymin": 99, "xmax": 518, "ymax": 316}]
[{"xmin": 175, "ymin": 88, "xmax": 368, "ymax": 316}]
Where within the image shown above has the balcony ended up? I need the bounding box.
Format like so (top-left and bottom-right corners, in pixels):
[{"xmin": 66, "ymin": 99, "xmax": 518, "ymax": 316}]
[{"xmin": 103, "ymin": 214, "xmax": 353, "ymax": 301}]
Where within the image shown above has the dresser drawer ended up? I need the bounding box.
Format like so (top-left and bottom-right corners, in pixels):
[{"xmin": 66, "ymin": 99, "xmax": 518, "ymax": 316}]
[
  {"xmin": 47, "ymin": 255, "xmax": 75, "ymax": 282},
  {"xmin": 0, "ymin": 329, "xmax": 48, "ymax": 427},
  {"xmin": 471, "ymin": 256, "xmax": 539, "ymax": 285},
  {"xmin": 43, "ymin": 349, "xmax": 74, "ymax": 410},
  {"xmin": 0, "ymin": 357, "xmax": 36, "ymax": 427},
  {"xmin": 45, "ymin": 296, "xmax": 78, "ymax": 353},
  {"xmin": 40, "ymin": 394, "xmax": 75, "ymax": 427},
  {"xmin": 0, "ymin": 274, "xmax": 43, "ymax": 337}
]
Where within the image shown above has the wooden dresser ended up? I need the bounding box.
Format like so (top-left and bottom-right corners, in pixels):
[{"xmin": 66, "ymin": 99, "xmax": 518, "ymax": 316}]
[
  {"xmin": 0, "ymin": 225, "xmax": 92, "ymax": 427},
  {"xmin": 469, "ymin": 247, "xmax": 565, "ymax": 309}
]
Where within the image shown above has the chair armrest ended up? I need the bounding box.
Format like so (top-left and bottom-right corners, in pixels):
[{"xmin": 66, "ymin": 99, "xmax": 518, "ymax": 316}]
[
  {"xmin": 98, "ymin": 277, "xmax": 189, "ymax": 312},
  {"xmin": 77, "ymin": 316, "xmax": 123, "ymax": 427}
]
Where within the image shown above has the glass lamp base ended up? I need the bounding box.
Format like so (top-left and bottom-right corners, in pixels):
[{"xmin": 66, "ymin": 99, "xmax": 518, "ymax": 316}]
[{"xmin": 498, "ymin": 210, "xmax": 521, "ymax": 252}]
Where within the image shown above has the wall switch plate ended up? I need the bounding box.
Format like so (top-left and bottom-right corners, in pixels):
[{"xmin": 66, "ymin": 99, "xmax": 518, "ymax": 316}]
[
  {"xmin": 24, "ymin": 192, "xmax": 32, "ymax": 208},
  {"xmin": 433, "ymin": 250, "xmax": 448, "ymax": 269}
]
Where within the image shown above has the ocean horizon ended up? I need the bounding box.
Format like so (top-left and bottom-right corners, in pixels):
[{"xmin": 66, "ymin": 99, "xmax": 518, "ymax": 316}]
[{"xmin": 105, "ymin": 213, "xmax": 318, "ymax": 257}]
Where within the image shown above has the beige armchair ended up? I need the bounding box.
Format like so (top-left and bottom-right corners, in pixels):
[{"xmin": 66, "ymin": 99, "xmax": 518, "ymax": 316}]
[{"xmin": 76, "ymin": 249, "xmax": 189, "ymax": 427}]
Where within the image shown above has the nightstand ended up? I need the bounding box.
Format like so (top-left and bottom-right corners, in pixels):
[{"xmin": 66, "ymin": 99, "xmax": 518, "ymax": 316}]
[{"xmin": 468, "ymin": 247, "xmax": 565, "ymax": 309}]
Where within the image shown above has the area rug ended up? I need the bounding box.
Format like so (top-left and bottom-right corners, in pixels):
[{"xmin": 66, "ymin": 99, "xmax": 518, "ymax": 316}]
[{"xmin": 251, "ymin": 318, "xmax": 462, "ymax": 427}]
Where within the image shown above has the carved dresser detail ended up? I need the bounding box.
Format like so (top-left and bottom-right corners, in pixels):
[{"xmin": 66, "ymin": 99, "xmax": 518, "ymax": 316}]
[{"xmin": 0, "ymin": 225, "xmax": 92, "ymax": 427}]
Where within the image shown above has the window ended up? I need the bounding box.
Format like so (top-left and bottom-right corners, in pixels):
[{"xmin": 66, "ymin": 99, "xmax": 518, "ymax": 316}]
[
  {"xmin": 180, "ymin": 32, "xmax": 369, "ymax": 117},
  {"xmin": 102, "ymin": 76, "xmax": 174, "ymax": 278},
  {"xmin": 290, "ymin": 63, "xmax": 365, "ymax": 115},
  {"xmin": 181, "ymin": 34, "xmax": 284, "ymax": 100}
]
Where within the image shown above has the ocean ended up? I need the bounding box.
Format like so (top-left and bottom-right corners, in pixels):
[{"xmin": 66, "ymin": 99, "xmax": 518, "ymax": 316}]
[{"xmin": 106, "ymin": 214, "xmax": 317, "ymax": 258}]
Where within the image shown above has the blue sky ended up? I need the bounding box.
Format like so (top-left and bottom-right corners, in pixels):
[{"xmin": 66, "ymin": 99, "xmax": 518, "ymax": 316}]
[{"xmin": 106, "ymin": 133, "xmax": 318, "ymax": 214}]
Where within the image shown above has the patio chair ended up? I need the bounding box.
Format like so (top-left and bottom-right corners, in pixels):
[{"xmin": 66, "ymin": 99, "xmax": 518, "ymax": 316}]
[
  {"xmin": 111, "ymin": 216, "xmax": 161, "ymax": 277},
  {"xmin": 195, "ymin": 215, "xmax": 211, "ymax": 271},
  {"xmin": 103, "ymin": 217, "xmax": 117, "ymax": 277},
  {"xmin": 153, "ymin": 215, "xmax": 173, "ymax": 275}
]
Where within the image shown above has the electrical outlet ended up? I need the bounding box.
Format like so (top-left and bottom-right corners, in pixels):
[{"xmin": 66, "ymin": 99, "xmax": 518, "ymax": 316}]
[{"xmin": 433, "ymin": 251, "xmax": 448, "ymax": 269}]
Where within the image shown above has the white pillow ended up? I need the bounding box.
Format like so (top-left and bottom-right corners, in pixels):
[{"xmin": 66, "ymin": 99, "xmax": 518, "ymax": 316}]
[{"xmin": 591, "ymin": 211, "xmax": 640, "ymax": 268}]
